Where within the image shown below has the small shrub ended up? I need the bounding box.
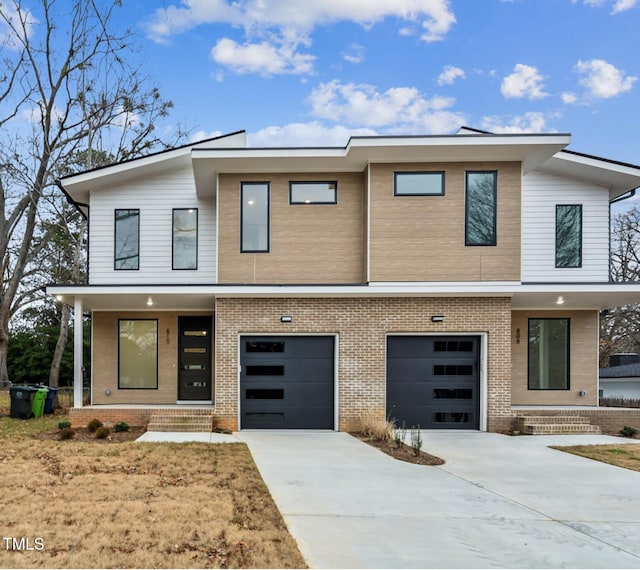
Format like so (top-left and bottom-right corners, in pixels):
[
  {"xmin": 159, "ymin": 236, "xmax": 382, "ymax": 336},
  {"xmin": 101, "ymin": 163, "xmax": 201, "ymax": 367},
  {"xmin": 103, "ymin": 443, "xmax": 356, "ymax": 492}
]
[
  {"xmin": 358, "ymin": 411, "xmax": 394, "ymax": 442},
  {"xmin": 620, "ymin": 425, "xmax": 639, "ymax": 438},
  {"xmin": 58, "ymin": 427, "xmax": 75, "ymax": 440},
  {"xmin": 87, "ymin": 418, "xmax": 103, "ymax": 433},
  {"xmin": 114, "ymin": 421, "xmax": 130, "ymax": 433},
  {"xmin": 410, "ymin": 425, "xmax": 423, "ymax": 456},
  {"xmin": 95, "ymin": 426, "xmax": 110, "ymax": 439},
  {"xmin": 57, "ymin": 420, "xmax": 71, "ymax": 430},
  {"xmin": 394, "ymin": 420, "xmax": 407, "ymax": 447}
]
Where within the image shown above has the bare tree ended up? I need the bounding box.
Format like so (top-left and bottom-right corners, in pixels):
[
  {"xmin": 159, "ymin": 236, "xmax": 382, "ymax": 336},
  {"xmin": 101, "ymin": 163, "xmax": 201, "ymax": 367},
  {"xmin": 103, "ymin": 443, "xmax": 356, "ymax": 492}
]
[
  {"xmin": 600, "ymin": 206, "xmax": 640, "ymax": 367},
  {"xmin": 0, "ymin": 0, "xmax": 182, "ymax": 386}
]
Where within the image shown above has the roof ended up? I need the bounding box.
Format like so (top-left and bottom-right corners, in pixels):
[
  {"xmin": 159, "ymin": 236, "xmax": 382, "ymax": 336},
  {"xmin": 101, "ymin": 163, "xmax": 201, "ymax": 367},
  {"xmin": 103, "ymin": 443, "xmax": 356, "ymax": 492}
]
[{"xmin": 600, "ymin": 363, "xmax": 640, "ymax": 378}]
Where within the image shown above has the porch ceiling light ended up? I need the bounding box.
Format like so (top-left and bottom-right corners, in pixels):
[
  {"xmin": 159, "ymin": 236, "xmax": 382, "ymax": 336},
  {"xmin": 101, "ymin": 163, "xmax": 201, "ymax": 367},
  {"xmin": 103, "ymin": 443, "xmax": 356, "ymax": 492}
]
[
  {"xmin": 556, "ymin": 296, "xmax": 565, "ymax": 305},
  {"xmin": 147, "ymin": 297, "xmax": 154, "ymax": 307}
]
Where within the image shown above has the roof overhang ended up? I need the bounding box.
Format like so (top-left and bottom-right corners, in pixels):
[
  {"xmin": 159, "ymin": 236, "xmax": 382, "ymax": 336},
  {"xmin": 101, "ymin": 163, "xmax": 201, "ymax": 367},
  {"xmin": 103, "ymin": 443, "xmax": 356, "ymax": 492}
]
[
  {"xmin": 538, "ymin": 150, "xmax": 640, "ymax": 201},
  {"xmin": 192, "ymin": 133, "xmax": 571, "ymax": 198},
  {"xmin": 47, "ymin": 281, "xmax": 640, "ymax": 312}
]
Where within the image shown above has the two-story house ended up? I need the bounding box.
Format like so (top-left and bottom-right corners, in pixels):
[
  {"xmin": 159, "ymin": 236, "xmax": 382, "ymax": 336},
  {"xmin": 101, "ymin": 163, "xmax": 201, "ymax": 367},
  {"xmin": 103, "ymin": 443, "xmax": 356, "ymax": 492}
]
[{"xmin": 48, "ymin": 127, "xmax": 640, "ymax": 433}]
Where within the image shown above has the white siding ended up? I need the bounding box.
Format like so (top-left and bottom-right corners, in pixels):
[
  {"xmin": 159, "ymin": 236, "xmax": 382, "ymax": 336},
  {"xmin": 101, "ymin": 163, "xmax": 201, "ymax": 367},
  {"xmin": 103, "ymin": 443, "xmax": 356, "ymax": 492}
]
[
  {"xmin": 522, "ymin": 170, "xmax": 609, "ymax": 283},
  {"xmin": 89, "ymin": 166, "xmax": 216, "ymax": 284}
]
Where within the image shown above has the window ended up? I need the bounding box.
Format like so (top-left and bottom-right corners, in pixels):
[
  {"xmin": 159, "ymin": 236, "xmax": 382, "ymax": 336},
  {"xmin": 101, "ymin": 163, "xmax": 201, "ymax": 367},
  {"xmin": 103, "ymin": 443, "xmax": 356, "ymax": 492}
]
[
  {"xmin": 394, "ymin": 172, "xmax": 445, "ymax": 196},
  {"xmin": 241, "ymin": 182, "xmax": 270, "ymax": 252},
  {"xmin": 118, "ymin": 319, "xmax": 158, "ymax": 389},
  {"xmin": 173, "ymin": 208, "xmax": 198, "ymax": 269},
  {"xmin": 528, "ymin": 318, "xmax": 570, "ymax": 390},
  {"xmin": 114, "ymin": 209, "xmax": 139, "ymax": 269},
  {"xmin": 465, "ymin": 171, "xmax": 497, "ymax": 246},
  {"xmin": 290, "ymin": 182, "xmax": 337, "ymax": 204},
  {"xmin": 556, "ymin": 205, "xmax": 582, "ymax": 268}
]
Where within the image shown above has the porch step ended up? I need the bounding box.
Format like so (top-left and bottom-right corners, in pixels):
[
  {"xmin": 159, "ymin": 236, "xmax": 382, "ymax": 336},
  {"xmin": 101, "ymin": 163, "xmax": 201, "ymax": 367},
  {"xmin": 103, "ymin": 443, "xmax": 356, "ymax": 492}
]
[
  {"xmin": 515, "ymin": 415, "xmax": 601, "ymax": 436},
  {"xmin": 147, "ymin": 412, "xmax": 213, "ymax": 432}
]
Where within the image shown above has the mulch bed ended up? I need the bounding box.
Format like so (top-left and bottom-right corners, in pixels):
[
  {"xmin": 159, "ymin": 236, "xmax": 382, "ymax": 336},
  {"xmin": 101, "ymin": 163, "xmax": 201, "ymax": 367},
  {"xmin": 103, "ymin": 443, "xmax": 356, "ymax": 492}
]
[
  {"xmin": 350, "ymin": 432, "xmax": 445, "ymax": 465},
  {"xmin": 34, "ymin": 426, "xmax": 146, "ymax": 443}
]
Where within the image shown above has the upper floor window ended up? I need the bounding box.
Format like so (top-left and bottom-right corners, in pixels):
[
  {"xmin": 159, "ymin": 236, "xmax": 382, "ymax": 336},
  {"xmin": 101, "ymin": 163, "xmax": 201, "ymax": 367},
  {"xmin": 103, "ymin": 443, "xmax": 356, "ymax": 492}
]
[
  {"xmin": 114, "ymin": 209, "xmax": 139, "ymax": 270},
  {"xmin": 556, "ymin": 205, "xmax": 582, "ymax": 268},
  {"xmin": 241, "ymin": 182, "xmax": 270, "ymax": 253},
  {"xmin": 465, "ymin": 171, "xmax": 497, "ymax": 246},
  {"xmin": 528, "ymin": 318, "xmax": 570, "ymax": 390},
  {"xmin": 290, "ymin": 181, "xmax": 337, "ymax": 204},
  {"xmin": 394, "ymin": 172, "xmax": 445, "ymax": 196},
  {"xmin": 173, "ymin": 208, "xmax": 198, "ymax": 270}
]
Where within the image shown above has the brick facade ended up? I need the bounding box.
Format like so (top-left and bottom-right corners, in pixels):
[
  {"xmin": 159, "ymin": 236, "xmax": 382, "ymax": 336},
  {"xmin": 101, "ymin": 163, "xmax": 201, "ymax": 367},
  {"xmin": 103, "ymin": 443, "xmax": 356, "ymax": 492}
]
[{"xmin": 214, "ymin": 296, "xmax": 512, "ymax": 431}]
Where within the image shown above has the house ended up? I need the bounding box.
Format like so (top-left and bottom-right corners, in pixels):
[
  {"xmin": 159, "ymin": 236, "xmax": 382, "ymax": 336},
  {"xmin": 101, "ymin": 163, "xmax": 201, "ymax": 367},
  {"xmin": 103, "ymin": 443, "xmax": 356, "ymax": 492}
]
[
  {"xmin": 600, "ymin": 354, "xmax": 640, "ymax": 400},
  {"xmin": 48, "ymin": 127, "xmax": 640, "ymax": 433}
]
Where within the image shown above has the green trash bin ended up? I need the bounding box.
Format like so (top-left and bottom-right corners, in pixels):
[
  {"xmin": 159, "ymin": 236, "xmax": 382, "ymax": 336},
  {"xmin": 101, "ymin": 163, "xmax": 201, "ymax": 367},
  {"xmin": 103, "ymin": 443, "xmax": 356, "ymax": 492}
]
[{"xmin": 32, "ymin": 387, "xmax": 48, "ymax": 418}]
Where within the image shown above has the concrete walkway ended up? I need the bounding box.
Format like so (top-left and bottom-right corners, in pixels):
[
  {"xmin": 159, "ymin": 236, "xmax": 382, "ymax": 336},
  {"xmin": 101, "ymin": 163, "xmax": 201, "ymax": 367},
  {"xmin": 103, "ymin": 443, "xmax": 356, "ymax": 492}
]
[{"xmin": 237, "ymin": 431, "xmax": 640, "ymax": 569}]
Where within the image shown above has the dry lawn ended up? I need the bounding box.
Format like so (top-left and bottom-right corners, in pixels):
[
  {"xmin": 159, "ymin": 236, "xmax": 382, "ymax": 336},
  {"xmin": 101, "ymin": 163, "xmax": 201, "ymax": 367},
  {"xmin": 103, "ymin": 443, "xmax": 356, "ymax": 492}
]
[
  {"xmin": 0, "ymin": 394, "xmax": 306, "ymax": 569},
  {"xmin": 553, "ymin": 443, "xmax": 640, "ymax": 472}
]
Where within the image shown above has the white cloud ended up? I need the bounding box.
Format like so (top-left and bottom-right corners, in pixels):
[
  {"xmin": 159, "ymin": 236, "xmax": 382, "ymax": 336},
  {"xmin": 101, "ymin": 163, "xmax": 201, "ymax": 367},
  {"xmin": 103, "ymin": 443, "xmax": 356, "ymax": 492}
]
[
  {"xmin": 0, "ymin": 2, "xmax": 37, "ymax": 51},
  {"xmin": 561, "ymin": 92, "xmax": 578, "ymax": 104},
  {"xmin": 437, "ymin": 65, "xmax": 465, "ymax": 86},
  {"xmin": 575, "ymin": 59, "xmax": 637, "ymax": 98},
  {"xmin": 211, "ymin": 38, "xmax": 315, "ymax": 75},
  {"xmin": 307, "ymin": 79, "xmax": 466, "ymax": 133},
  {"xmin": 342, "ymin": 43, "xmax": 365, "ymax": 64},
  {"xmin": 247, "ymin": 122, "xmax": 378, "ymax": 146},
  {"xmin": 501, "ymin": 64, "xmax": 547, "ymax": 99},
  {"xmin": 612, "ymin": 0, "xmax": 638, "ymax": 13},
  {"xmin": 481, "ymin": 112, "xmax": 551, "ymax": 133},
  {"xmin": 144, "ymin": 0, "xmax": 456, "ymax": 74}
]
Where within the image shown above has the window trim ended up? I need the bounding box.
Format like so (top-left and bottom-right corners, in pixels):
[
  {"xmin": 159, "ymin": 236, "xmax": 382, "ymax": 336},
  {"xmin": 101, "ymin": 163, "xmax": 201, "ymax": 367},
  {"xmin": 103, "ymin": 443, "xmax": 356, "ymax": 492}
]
[
  {"xmin": 172, "ymin": 208, "xmax": 199, "ymax": 270},
  {"xmin": 393, "ymin": 171, "xmax": 445, "ymax": 196},
  {"xmin": 465, "ymin": 170, "xmax": 497, "ymax": 247},
  {"xmin": 555, "ymin": 204, "xmax": 583, "ymax": 269},
  {"xmin": 289, "ymin": 181, "xmax": 338, "ymax": 204},
  {"xmin": 240, "ymin": 182, "xmax": 270, "ymax": 253},
  {"xmin": 527, "ymin": 317, "xmax": 571, "ymax": 391},
  {"xmin": 114, "ymin": 208, "xmax": 140, "ymax": 270},
  {"xmin": 117, "ymin": 318, "xmax": 159, "ymax": 390}
]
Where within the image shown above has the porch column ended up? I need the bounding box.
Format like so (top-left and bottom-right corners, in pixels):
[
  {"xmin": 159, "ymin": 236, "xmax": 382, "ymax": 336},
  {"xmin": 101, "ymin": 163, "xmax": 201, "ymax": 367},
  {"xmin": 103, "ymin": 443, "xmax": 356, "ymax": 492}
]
[{"xmin": 73, "ymin": 297, "xmax": 84, "ymax": 408}]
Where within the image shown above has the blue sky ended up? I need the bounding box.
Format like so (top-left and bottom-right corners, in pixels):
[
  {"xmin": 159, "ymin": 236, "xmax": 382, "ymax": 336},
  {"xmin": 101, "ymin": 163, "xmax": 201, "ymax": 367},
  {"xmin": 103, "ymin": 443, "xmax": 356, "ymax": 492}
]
[{"xmin": 114, "ymin": 0, "xmax": 640, "ymax": 165}]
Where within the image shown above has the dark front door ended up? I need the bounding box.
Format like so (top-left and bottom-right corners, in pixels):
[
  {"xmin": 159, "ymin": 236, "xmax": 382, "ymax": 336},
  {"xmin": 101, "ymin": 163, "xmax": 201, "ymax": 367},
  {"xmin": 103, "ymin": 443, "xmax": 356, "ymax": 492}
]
[
  {"xmin": 178, "ymin": 316, "xmax": 212, "ymax": 401},
  {"xmin": 240, "ymin": 336, "xmax": 334, "ymax": 429},
  {"xmin": 387, "ymin": 336, "xmax": 480, "ymax": 429}
]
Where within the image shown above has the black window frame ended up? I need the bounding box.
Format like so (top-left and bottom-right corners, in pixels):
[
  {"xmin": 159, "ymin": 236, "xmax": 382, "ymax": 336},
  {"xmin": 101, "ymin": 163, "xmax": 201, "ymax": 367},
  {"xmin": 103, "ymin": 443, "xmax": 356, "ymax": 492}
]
[
  {"xmin": 117, "ymin": 318, "xmax": 159, "ymax": 390},
  {"xmin": 393, "ymin": 171, "xmax": 445, "ymax": 196},
  {"xmin": 465, "ymin": 171, "xmax": 497, "ymax": 247},
  {"xmin": 289, "ymin": 181, "xmax": 338, "ymax": 204},
  {"xmin": 555, "ymin": 204, "xmax": 583, "ymax": 268},
  {"xmin": 114, "ymin": 208, "xmax": 140, "ymax": 270},
  {"xmin": 527, "ymin": 317, "xmax": 571, "ymax": 391},
  {"xmin": 240, "ymin": 182, "xmax": 270, "ymax": 253},
  {"xmin": 172, "ymin": 208, "xmax": 199, "ymax": 270}
]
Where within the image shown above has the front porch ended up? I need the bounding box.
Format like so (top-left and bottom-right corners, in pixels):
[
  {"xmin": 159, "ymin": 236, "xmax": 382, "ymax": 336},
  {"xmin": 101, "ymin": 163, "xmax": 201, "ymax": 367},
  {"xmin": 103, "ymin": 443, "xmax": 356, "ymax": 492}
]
[
  {"xmin": 513, "ymin": 406, "xmax": 640, "ymax": 435},
  {"xmin": 67, "ymin": 405, "xmax": 235, "ymax": 432}
]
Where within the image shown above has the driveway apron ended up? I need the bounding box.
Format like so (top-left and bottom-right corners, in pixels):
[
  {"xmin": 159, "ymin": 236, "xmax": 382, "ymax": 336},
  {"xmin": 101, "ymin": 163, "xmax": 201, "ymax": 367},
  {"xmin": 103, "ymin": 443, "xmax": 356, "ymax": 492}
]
[{"xmin": 237, "ymin": 431, "xmax": 640, "ymax": 569}]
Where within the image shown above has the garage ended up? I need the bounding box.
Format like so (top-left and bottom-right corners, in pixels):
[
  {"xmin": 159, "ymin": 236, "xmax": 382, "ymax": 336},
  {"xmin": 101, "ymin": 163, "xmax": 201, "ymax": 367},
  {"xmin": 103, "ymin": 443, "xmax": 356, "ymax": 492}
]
[
  {"xmin": 240, "ymin": 336, "xmax": 335, "ymax": 429},
  {"xmin": 387, "ymin": 336, "xmax": 480, "ymax": 430}
]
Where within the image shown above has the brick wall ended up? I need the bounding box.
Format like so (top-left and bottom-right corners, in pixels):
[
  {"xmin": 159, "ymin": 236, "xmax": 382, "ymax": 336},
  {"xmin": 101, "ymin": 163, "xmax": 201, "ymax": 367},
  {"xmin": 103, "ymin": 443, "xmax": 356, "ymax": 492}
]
[
  {"xmin": 515, "ymin": 407, "xmax": 640, "ymax": 435},
  {"xmin": 214, "ymin": 296, "xmax": 512, "ymax": 432}
]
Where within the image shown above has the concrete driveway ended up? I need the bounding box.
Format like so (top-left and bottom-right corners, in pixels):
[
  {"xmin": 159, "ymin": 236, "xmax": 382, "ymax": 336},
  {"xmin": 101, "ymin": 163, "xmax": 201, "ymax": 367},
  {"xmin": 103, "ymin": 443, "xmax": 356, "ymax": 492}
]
[{"xmin": 237, "ymin": 431, "xmax": 640, "ymax": 569}]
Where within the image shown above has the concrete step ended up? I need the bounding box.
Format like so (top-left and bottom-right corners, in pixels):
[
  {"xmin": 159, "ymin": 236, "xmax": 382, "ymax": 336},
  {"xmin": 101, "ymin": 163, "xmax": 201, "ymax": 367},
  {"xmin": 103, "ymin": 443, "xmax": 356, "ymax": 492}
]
[
  {"xmin": 148, "ymin": 413, "xmax": 213, "ymax": 432},
  {"xmin": 516, "ymin": 415, "xmax": 593, "ymax": 425}
]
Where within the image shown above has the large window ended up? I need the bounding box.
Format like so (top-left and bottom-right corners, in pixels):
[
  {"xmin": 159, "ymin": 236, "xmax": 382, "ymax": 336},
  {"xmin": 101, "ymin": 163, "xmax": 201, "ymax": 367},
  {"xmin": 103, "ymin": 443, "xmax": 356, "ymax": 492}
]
[
  {"xmin": 118, "ymin": 319, "xmax": 158, "ymax": 389},
  {"xmin": 528, "ymin": 318, "xmax": 570, "ymax": 390},
  {"xmin": 465, "ymin": 171, "xmax": 497, "ymax": 246},
  {"xmin": 114, "ymin": 209, "xmax": 139, "ymax": 269},
  {"xmin": 289, "ymin": 182, "xmax": 337, "ymax": 204},
  {"xmin": 173, "ymin": 208, "xmax": 198, "ymax": 269},
  {"xmin": 394, "ymin": 172, "xmax": 445, "ymax": 196},
  {"xmin": 556, "ymin": 205, "xmax": 582, "ymax": 268},
  {"xmin": 241, "ymin": 182, "xmax": 270, "ymax": 252}
]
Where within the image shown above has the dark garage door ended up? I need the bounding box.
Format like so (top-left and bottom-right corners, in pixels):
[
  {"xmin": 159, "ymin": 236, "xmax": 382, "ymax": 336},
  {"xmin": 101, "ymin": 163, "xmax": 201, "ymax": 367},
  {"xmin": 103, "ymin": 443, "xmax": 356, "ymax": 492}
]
[
  {"xmin": 387, "ymin": 336, "xmax": 480, "ymax": 430},
  {"xmin": 240, "ymin": 336, "xmax": 335, "ymax": 429}
]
